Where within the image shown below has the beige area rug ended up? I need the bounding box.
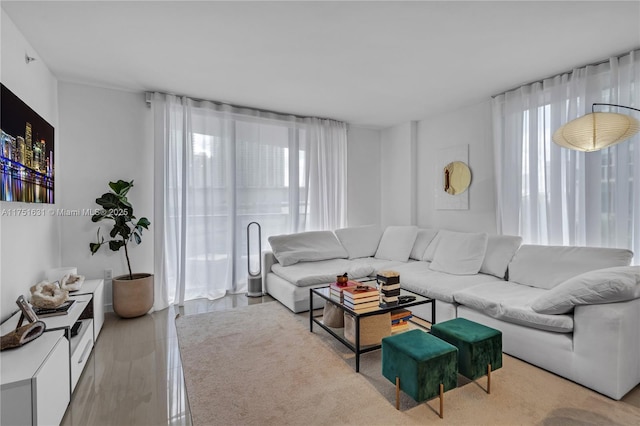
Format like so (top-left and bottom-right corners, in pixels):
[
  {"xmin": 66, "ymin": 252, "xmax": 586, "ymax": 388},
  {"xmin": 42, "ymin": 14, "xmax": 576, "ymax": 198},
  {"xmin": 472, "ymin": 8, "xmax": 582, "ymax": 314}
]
[{"xmin": 175, "ymin": 302, "xmax": 640, "ymax": 425}]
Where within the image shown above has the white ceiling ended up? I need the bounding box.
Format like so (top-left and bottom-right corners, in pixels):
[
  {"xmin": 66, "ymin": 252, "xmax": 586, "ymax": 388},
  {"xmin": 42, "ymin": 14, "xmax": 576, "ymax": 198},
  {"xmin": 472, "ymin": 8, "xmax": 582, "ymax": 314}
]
[{"xmin": 3, "ymin": 1, "xmax": 640, "ymax": 128}]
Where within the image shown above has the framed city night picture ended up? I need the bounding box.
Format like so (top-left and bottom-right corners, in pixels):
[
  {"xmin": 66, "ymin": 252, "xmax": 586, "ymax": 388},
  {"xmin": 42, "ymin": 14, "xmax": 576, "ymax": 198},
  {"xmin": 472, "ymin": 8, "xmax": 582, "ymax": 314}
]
[{"xmin": 1, "ymin": 83, "xmax": 55, "ymax": 203}]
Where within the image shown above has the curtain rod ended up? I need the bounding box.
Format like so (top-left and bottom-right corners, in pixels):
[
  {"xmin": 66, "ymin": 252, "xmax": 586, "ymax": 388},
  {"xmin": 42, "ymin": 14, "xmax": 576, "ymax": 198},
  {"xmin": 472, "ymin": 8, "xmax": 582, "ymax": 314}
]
[
  {"xmin": 491, "ymin": 47, "xmax": 640, "ymax": 98},
  {"xmin": 145, "ymin": 90, "xmax": 342, "ymax": 123}
]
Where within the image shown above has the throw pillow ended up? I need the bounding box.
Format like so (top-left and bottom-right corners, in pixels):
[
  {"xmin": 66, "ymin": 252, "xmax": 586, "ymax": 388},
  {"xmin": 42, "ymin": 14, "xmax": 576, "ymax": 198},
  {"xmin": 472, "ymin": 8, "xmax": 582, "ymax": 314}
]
[
  {"xmin": 268, "ymin": 231, "xmax": 348, "ymax": 266},
  {"xmin": 429, "ymin": 230, "xmax": 488, "ymax": 275},
  {"xmin": 374, "ymin": 226, "xmax": 419, "ymax": 262},
  {"xmin": 421, "ymin": 231, "xmax": 442, "ymax": 262},
  {"xmin": 479, "ymin": 234, "xmax": 523, "ymax": 279},
  {"xmin": 334, "ymin": 225, "xmax": 383, "ymax": 259},
  {"xmin": 508, "ymin": 245, "xmax": 634, "ymax": 290},
  {"xmin": 409, "ymin": 228, "xmax": 439, "ymax": 260},
  {"xmin": 531, "ymin": 266, "xmax": 640, "ymax": 314}
]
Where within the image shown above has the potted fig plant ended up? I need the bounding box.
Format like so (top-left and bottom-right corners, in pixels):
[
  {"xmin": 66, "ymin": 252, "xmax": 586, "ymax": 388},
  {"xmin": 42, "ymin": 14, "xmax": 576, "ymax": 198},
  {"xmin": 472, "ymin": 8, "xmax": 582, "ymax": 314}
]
[{"xmin": 89, "ymin": 179, "xmax": 152, "ymax": 318}]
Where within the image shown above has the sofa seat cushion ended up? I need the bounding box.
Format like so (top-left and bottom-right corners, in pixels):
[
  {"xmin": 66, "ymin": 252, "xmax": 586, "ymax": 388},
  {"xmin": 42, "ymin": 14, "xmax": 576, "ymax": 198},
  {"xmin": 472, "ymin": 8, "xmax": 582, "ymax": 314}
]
[
  {"xmin": 271, "ymin": 259, "xmax": 374, "ymax": 287},
  {"xmin": 393, "ymin": 262, "xmax": 501, "ymax": 303},
  {"xmin": 453, "ymin": 282, "xmax": 574, "ymax": 333}
]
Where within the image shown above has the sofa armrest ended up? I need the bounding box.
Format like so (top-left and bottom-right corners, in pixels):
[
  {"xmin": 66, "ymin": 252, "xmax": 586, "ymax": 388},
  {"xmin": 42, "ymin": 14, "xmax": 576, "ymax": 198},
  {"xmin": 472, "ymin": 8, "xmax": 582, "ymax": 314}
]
[
  {"xmin": 573, "ymin": 298, "xmax": 640, "ymax": 399},
  {"xmin": 262, "ymin": 250, "xmax": 278, "ymax": 284}
]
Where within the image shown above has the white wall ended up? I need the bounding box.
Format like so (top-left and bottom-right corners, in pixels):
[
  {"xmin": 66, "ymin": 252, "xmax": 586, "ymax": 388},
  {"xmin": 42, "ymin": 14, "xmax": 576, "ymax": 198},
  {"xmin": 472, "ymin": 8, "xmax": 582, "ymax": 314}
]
[
  {"xmin": 346, "ymin": 126, "xmax": 381, "ymax": 226},
  {"xmin": 380, "ymin": 122, "xmax": 417, "ymax": 226},
  {"xmin": 416, "ymin": 101, "xmax": 497, "ymax": 233},
  {"xmin": 0, "ymin": 11, "xmax": 60, "ymax": 322},
  {"xmin": 57, "ymin": 82, "xmax": 154, "ymax": 310}
]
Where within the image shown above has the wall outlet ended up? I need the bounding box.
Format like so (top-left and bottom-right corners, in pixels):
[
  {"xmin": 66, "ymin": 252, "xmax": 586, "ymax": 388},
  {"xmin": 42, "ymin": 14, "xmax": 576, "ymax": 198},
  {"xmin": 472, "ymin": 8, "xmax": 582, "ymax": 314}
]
[{"xmin": 104, "ymin": 269, "xmax": 113, "ymax": 280}]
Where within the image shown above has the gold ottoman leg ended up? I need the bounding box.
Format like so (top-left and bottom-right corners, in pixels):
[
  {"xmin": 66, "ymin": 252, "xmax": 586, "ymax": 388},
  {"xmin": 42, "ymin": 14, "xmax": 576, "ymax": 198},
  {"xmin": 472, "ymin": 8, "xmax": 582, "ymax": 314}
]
[
  {"xmin": 395, "ymin": 377, "xmax": 400, "ymax": 410},
  {"xmin": 439, "ymin": 383, "xmax": 444, "ymax": 419},
  {"xmin": 487, "ymin": 364, "xmax": 492, "ymax": 394}
]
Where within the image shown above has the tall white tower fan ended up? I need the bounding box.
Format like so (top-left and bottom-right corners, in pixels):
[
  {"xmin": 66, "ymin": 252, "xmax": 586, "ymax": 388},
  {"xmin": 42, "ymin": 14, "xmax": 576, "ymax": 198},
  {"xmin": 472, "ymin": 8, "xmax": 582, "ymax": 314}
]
[{"xmin": 246, "ymin": 222, "xmax": 263, "ymax": 297}]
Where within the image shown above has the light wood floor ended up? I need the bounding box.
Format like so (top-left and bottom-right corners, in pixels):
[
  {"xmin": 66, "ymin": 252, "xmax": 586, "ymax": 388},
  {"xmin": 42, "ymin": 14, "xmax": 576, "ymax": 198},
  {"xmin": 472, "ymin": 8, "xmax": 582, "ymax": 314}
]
[{"xmin": 61, "ymin": 294, "xmax": 274, "ymax": 426}]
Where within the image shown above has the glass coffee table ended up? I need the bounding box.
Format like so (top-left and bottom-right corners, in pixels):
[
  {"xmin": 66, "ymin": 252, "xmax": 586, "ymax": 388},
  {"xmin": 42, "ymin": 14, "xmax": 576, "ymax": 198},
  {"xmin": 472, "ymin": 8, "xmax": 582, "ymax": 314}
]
[{"xmin": 309, "ymin": 285, "xmax": 435, "ymax": 372}]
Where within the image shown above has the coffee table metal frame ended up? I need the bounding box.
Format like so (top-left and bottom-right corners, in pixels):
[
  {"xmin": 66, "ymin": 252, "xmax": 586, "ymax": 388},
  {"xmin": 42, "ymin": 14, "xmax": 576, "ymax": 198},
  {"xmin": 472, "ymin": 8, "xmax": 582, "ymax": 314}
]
[{"xmin": 309, "ymin": 285, "xmax": 436, "ymax": 372}]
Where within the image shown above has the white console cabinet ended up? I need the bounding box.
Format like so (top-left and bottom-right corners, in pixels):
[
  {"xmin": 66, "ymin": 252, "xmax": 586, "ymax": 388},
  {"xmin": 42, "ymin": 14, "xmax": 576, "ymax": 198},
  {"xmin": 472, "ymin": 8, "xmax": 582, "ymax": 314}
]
[{"xmin": 1, "ymin": 279, "xmax": 105, "ymax": 425}]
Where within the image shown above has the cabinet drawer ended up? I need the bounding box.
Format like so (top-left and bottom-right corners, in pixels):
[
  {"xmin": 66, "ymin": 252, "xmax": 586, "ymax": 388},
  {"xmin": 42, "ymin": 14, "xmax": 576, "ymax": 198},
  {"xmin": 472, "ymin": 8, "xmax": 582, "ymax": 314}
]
[{"xmin": 70, "ymin": 319, "xmax": 94, "ymax": 391}]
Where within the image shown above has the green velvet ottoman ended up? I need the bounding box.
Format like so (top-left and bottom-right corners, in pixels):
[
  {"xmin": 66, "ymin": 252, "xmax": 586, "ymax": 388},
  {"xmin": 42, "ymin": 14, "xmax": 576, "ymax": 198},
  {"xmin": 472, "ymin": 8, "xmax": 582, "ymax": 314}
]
[
  {"xmin": 431, "ymin": 318, "xmax": 502, "ymax": 394},
  {"xmin": 381, "ymin": 329, "xmax": 458, "ymax": 418}
]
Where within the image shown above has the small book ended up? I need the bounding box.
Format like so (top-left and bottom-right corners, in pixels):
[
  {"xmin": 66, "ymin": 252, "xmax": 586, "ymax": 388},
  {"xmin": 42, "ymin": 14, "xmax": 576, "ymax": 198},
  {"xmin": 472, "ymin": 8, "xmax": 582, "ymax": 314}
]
[
  {"xmin": 381, "ymin": 295, "xmax": 399, "ymax": 303},
  {"xmin": 391, "ymin": 322, "xmax": 409, "ymax": 333},
  {"xmin": 391, "ymin": 309, "xmax": 412, "ymax": 321},
  {"xmin": 342, "ymin": 285, "xmax": 378, "ymax": 299},
  {"xmin": 381, "ymin": 288, "xmax": 401, "ymax": 297},
  {"xmin": 348, "ymin": 305, "xmax": 381, "ymax": 314},
  {"xmin": 380, "ymin": 283, "xmax": 401, "ymax": 291},
  {"xmin": 33, "ymin": 299, "xmax": 76, "ymax": 317},
  {"xmin": 344, "ymin": 300, "xmax": 380, "ymax": 310},
  {"xmin": 343, "ymin": 294, "xmax": 379, "ymax": 304}
]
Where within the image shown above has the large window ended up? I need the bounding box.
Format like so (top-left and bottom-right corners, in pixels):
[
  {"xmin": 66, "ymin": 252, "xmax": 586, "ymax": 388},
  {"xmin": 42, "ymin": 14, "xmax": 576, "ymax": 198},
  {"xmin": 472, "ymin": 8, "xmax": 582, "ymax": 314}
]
[
  {"xmin": 154, "ymin": 95, "xmax": 347, "ymax": 307},
  {"xmin": 493, "ymin": 49, "xmax": 639, "ymax": 263}
]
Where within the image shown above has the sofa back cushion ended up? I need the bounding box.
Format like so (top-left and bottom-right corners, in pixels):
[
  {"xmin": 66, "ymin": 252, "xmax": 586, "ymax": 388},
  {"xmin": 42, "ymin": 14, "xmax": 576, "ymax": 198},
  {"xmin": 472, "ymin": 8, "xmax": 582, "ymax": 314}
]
[
  {"xmin": 374, "ymin": 226, "xmax": 418, "ymax": 262},
  {"xmin": 508, "ymin": 245, "xmax": 634, "ymax": 289},
  {"xmin": 531, "ymin": 266, "xmax": 640, "ymax": 314},
  {"xmin": 268, "ymin": 231, "xmax": 348, "ymax": 266},
  {"xmin": 429, "ymin": 230, "xmax": 488, "ymax": 275},
  {"xmin": 479, "ymin": 235, "xmax": 523, "ymax": 279},
  {"xmin": 334, "ymin": 225, "xmax": 382, "ymax": 259},
  {"xmin": 409, "ymin": 228, "xmax": 439, "ymax": 260},
  {"xmin": 422, "ymin": 231, "xmax": 442, "ymax": 262}
]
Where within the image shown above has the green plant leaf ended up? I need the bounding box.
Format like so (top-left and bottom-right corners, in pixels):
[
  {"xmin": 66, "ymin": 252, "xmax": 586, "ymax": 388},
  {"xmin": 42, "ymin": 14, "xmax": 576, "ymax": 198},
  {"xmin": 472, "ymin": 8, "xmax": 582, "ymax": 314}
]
[
  {"xmin": 109, "ymin": 240, "xmax": 124, "ymax": 251},
  {"xmin": 89, "ymin": 242, "xmax": 101, "ymax": 254},
  {"xmin": 136, "ymin": 217, "xmax": 150, "ymax": 229},
  {"xmin": 109, "ymin": 179, "xmax": 133, "ymax": 196},
  {"xmin": 133, "ymin": 232, "xmax": 141, "ymax": 245},
  {"xmin": 96, "ymin": 193, "xmax": 122, "ymax": 210},
  {"xmin": 91, "ymin": 213, "xmax": 105, "ymax": 222}
]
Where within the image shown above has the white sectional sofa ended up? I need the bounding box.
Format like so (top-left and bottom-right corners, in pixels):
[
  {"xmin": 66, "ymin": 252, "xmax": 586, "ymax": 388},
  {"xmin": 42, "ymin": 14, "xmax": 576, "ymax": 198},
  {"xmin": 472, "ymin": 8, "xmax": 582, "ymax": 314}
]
[{"xmin": 262, "ymin": 225, "xmax": 640, "ymax": 400}]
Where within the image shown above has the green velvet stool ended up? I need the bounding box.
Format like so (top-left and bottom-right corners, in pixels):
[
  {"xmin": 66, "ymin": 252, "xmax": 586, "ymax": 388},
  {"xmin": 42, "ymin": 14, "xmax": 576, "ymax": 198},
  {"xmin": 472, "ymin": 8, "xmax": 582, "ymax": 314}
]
[
  {"xmin": 431, "ymin": 318, "xmax": 502, "ymax": 394},
  {"xmin": 381, "ymin": 329, "xmax": 458, "ymax": 418}
]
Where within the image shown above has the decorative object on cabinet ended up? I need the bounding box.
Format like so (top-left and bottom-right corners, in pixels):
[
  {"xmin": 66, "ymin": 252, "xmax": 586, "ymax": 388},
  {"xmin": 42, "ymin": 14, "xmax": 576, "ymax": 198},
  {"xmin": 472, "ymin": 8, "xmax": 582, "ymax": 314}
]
[
  {"xmin": 89, "ymin": 179, "xmax": 153, "ymax": 318},
  {"xmin": 45, "ymin": 266, "xmax": 77, "ymax": 283},
  {"xmin": 15, "ymin": 295, "xmax": 39, "ymax": 326},
  {"xmin": 30, "ymin": 281, "xmax": 69, "ymax": 308},
  {"xmin": 1, "ymin": 320, "xmax": 46, "ymax": 350},
  {"xmin": 61, "ymin": 273, "xmax": 85, "ymax": 291}
]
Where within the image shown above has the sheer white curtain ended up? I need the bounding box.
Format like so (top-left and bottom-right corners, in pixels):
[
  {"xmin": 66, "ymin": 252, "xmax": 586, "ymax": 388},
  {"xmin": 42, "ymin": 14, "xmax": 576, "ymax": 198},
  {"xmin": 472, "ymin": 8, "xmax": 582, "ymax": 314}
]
[
  {"xmin": 492, "ymin": 49, "xmax": 640, "ymax": 263},
  {"xmin": 153, "ymin": 94, "xmax": 347, "ymax": 308}
]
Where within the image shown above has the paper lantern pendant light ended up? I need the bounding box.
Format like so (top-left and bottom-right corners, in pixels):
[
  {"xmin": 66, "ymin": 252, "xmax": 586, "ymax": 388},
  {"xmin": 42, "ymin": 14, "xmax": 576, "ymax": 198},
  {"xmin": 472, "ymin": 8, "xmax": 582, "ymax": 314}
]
[{"xmin": 552, "ymin": 105, "xmax": 640, "ymax": 152}]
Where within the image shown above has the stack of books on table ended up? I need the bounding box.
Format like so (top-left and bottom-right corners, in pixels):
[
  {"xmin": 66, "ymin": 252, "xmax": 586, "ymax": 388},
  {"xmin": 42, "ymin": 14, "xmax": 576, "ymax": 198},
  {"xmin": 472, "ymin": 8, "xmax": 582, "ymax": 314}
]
[
  {"xmin": 329, "ymin": 280, "xmax": 359, "ymax": 302},
  {"xmin": 379, "ymin": 282, "xmax": 401, "ymax": 307},
  {"xmin": 342, "ymin": 285, "xmax": 380, "ymax": 313},
  {"xmin": 377, "ymin": 270, "xmax": 401, "ymax": 307},
  {"xmin": 390, "ymin": 309, "xmax": 413, "ymax": 333},
  {"xmin": 33, "ymin": 299, "xmax": 76, "ymax": 318}
]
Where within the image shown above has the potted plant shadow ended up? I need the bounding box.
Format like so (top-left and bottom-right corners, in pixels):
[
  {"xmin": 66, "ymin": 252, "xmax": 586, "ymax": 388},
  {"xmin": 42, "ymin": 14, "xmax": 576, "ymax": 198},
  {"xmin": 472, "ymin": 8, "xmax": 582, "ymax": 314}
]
[{"xmin": 89, "ymin": 179, "xmax": 152, "ymax": 318}]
